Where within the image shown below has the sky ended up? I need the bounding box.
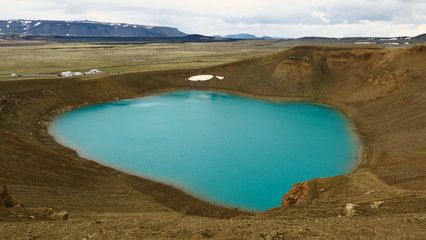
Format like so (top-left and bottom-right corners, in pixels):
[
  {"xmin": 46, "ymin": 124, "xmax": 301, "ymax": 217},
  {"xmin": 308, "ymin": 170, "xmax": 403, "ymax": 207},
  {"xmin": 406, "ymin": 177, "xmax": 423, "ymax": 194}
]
[{"xmin": 1, "ymin": 0, "xmax": 425, "ymax": 38}]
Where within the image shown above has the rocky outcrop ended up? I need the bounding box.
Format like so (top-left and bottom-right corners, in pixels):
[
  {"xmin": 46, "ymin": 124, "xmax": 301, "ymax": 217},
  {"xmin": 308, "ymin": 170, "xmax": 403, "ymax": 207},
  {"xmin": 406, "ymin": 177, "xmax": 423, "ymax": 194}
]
[
  {"xmin": 281, "ymin": 181, "xmax": 311, "ymax": 207},
  {"xmin": 406, "ymin": 45, "xmax": 425, "ymax": 55},
  {"xmin": 0, "ymin": 178, "xmax": 21, "ymax": 208},
  {"xmin": 0, "ymin": 179, "xmax": 69, "ymax": 220}
]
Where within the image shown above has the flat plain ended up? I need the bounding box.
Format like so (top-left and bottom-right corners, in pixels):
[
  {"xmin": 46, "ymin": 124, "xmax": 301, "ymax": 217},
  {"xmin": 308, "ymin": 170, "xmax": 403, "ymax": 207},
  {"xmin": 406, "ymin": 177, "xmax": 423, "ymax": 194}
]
[{"xmin": 0, "ymin": 38, "xmax": 412, "ymax": 79}]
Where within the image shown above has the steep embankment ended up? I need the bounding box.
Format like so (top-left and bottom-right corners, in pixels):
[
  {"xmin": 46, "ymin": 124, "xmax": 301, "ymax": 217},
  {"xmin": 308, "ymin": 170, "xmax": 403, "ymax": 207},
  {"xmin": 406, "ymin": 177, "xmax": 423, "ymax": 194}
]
[{"xmin": 0, "ymin": 45, "xmax": 425, "ymax": 225}]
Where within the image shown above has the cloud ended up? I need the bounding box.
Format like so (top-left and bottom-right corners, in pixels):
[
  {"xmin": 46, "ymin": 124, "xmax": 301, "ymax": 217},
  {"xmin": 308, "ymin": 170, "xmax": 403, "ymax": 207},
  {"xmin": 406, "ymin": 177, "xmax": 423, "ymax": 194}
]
[{"xmin": 0, "ymin": 0, "xmax": 425, "ymax": 37}]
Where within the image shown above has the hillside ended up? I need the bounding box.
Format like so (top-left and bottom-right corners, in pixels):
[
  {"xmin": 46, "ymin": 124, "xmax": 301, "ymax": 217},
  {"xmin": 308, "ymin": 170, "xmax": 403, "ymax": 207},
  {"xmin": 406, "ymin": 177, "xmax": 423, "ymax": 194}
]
[
  {"xmin": 0, "ymin": 45, "xmax": 425, "ymax": 239},
  {"xmin": 0, "ymin": 20, "xmax": 186, "ymax": 37}
]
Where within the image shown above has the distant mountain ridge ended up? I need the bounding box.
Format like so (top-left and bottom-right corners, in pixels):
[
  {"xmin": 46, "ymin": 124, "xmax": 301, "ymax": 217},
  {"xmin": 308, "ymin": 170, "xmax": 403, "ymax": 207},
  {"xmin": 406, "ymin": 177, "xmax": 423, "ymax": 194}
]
[
  {"xmin": 215, "ymin": 33, "xmax": 280, "ymax": 40},
  {"xmin": 0, "ymin": 20, "xmax": 186, "ymax": 37}
]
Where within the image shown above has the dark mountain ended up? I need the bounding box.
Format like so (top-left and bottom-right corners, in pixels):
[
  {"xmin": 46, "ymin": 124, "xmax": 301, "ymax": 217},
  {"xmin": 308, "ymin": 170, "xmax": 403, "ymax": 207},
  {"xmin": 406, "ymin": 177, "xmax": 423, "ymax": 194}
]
[
  {"xmin": 413, "ymin": 33, "xmax": 426, "ymax": 41},
  {"xmin": 214, "ymin": 33, "xmax": 280, "ymax": 40},
  {"xmin": 16, "ymin": 34, "xmax": 238, "ymax": 44},
  {"xmin": 223, "ymin": 33, "xmax": 259, "ymax": 39},
  {"xmin": 0, "ymin": 20, "xmax": 186, "ymax": 37}
]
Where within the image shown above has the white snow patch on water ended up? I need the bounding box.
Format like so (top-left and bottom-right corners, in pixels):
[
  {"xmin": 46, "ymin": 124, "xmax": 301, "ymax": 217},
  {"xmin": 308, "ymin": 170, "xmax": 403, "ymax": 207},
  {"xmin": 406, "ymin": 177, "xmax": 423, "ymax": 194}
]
[
  {"xmin": 131, "ymin": 102, "xmax": 168, "ymax": 108},
  {"xmin": 188, "ymin": 75, "xmax": 214, "ymax": 81},
  {"xmin": 197, "ymin": 94, "xmax": 211, "ymax": 99}
]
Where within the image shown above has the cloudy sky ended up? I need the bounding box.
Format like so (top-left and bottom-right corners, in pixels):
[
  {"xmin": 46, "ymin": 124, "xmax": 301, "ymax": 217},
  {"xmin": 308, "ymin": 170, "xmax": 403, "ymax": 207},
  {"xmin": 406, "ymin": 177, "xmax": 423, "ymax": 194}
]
[{"xmin": 1, "ymin": 0, "xmax": 425, "ymax": 38}]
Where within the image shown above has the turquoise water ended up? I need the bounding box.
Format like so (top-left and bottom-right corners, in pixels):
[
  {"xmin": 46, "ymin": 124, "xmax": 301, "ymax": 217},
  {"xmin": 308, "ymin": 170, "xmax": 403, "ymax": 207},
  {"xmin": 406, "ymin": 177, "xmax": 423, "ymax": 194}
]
[{"xmin": 50, "ymin": 91, "xmax": 359, "ymax": 211}]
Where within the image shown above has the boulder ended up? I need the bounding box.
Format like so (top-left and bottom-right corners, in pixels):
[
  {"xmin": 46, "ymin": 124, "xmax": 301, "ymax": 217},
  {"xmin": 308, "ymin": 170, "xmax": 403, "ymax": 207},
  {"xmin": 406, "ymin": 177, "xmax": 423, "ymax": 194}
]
[
  {"xmin": 344, "ymin": 203, "xmax": 356, "ymax": 216},
  {"xmin": 370, "ymin": 201, "xmax": 384, "ymax": 208}
]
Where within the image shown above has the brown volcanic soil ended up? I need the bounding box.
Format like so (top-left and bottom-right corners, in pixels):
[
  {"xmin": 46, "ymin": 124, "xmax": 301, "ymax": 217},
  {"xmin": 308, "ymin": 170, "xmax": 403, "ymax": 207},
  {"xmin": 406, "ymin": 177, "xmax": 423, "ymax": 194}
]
[{"xmin": 0, "ymin": 45, "xmax": 425, "ymax": 239}]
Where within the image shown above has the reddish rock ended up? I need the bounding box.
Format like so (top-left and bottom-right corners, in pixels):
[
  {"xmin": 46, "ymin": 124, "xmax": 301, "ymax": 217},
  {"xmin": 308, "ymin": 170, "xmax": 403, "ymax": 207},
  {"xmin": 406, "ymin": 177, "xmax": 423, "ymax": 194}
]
[{"xmin": 281, "ymin": 181, "xmax": 310, "ymax": 207}]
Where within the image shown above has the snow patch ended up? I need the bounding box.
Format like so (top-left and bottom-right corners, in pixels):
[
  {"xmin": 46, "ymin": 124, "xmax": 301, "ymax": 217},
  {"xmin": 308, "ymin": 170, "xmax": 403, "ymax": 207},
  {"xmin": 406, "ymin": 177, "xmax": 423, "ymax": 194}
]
[
  {"xmin": 188, "ymin": 75, "xmax": 214, "ymax": 81},
  {"xmin": 7, "ymin": 21, "xmax": 12, "ymax": 24},
  {"xmin": 33, "ymin": 22, "xmax": 41, "ymax": 27},
  {"xmin": 6, "ymin": 25, "xmax": 9, "ymax": 28},
  {"xmin": 355, "ymin": 42, "xmax": 376, "ymax": 45},
  {"xmin": 216, "ymin": 76, "xmax": 225, "ymax": 80}
]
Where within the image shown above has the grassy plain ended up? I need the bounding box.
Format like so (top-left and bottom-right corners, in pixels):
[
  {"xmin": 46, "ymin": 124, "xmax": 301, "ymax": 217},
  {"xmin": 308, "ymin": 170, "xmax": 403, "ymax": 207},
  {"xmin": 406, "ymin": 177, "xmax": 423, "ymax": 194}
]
[
  {"xmin": 0, "ymin": 40, "xmax": 286, "ymax": 78},
  {"xmin": 1, "ymin": 38, "xmax": 409, "ymax": 80}
]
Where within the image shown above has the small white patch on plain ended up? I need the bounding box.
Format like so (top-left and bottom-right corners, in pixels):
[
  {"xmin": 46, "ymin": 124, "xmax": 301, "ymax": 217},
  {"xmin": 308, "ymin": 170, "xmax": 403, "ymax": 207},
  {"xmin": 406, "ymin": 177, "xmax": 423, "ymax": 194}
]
[
  {"xmin": 8, "ymin": 21, "xmax": 12, "ymax": 24},
  {"xmin": 133, "ymin": 25, "xmax": 138, "ymax": 28},
  {"xmin": 385, "ymin": 42, "xmax": 400, "ymax": 45},
  {"xmin": 188, "ymin": 75, "xmax": 214, "ymax": 81},
  {"xmin": 131, "ymin": 102, "xmax": 168, "ymax": 108},
  {"xmin": 355, "ymin": 42, "xmax": 376, "ymax": 45},
  {"xmin": 216, "ymin": 76, "xmax": 224, "ymax": 80},
  {"xmin": 34, "ymin": 22, "xmax": 41, "ymax": 27}
]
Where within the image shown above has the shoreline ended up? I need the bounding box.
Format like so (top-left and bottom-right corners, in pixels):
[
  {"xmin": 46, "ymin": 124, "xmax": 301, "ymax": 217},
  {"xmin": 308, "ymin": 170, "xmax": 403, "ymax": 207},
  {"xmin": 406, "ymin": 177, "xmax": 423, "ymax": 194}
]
[{"xmin": 46, "ymin": 88, "xmax": 361, "ymax": 213}]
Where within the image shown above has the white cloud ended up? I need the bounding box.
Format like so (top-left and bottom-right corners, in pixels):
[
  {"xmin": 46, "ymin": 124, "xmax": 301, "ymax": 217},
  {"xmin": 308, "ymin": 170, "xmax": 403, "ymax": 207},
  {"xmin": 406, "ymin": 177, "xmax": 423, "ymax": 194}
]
[{"xmin": 0, "ymin": 0, "xmax": 425, "ymax": 37}]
